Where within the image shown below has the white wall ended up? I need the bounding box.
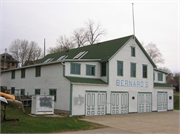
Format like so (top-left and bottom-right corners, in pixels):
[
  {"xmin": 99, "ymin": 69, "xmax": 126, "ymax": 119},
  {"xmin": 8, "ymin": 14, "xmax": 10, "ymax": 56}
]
[{"xmin": 1, "ymin": 63, "xmax": 71, "ymax": 111}]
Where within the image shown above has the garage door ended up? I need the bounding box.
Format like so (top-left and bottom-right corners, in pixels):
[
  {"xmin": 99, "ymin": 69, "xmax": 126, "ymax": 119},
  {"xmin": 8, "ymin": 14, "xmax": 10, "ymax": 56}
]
[
  {"xmin": 85, "ymin": 91, "xmax": 106, "ymax": 116},
  {"xmin": 157, "ymin": 92, "xmax": 167, "ymax": 112},
  {"xmin": 137, "ymin": 92, "xmax": 152, "ymax": 113},
  {"xmin": 111, "ymin": 92, "xmax": 129, "ymax": 114}
]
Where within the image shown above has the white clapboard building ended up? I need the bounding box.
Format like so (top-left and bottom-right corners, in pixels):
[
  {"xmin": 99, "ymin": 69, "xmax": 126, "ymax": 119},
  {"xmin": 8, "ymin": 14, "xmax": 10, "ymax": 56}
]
[{"xmin": 1, "ymin": 35, "xmax": 174, "ymax": 116}]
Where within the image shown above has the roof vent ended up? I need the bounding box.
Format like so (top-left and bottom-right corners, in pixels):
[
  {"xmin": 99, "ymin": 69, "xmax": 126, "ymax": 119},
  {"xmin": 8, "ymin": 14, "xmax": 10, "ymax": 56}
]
[
  {"xmin": 57, "ymin": 55, "xmax": 68, "ymax": 61},
  {"xmin": 73, "ymin": 51, "xmax": 88, "ymax": 59}
]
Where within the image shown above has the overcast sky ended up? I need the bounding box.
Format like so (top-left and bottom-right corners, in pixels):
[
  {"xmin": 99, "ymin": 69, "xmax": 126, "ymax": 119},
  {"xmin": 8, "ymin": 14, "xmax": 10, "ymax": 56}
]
[{"xmin": 0, "ymin": 0, "xmax": 179, "ymax": 73}]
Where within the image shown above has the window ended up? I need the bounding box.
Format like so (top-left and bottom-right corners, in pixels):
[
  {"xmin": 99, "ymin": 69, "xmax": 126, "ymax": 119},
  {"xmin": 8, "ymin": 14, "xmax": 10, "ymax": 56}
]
[
  {"xmin": 1, "ymin": 62, "xmax": 4, "ymax": 66},
  {"xmin": 71, "ymin": 63, "xmax": 80, "ymax": 74},
  {"xmin": 35, "ymin": 89, "xmax": 40, "ymax": 95},
  {"xmin": 21, "ymin": 89, "xmax": 25, "ymax": 95},
  {"xmin": 101, "ymin": 62, "xmax": 106, "ymax": 76},
  {"xmin": 11, "ymin": 70, "xmax": 15, "ymax": 79},
  {"xmin": 12, "ymin": 63, "xmax": 14, "ymax": 66},
  {"xmin": 11, "ymin": 87, "xmax": 15, "ymax": 94},
  {"xmin": 131, "ymin": 47, "xmax": 135, "ymax": 57},
  {"xmin": 21, "ymin": 69, "xmax": 25, "ymax": 78},
  {"xmin": 131, "ymin": 63, "xmax": 136, "ymax": 77},
  {"xmin": 86, "ymin": 65, "xmax": 95, "ymax": 76},
  {"xmin": 158, "ymin": 73, "xmax": 163, "ymax": 81},
  {"xmin": 142, "ymin": 65, "xmax": 147, "ymax": 78},
  {"xmin": 153, "ymin": 72, "xmax": 155, "ymax": 81},
  {"xmin": 57, "ymin": 55, "xmax": 68, "ymax": 61},
  {"xmin": 117, "ymin": 61, "xmax": 123, "ymax": 76},
  {"xmin": 7, "ymin": 63, "xmax": 10, "ymax": 67},
  {"xmin": 35, "ymin": 66, "xmax": 41, "ymax": 77},
  {"xmin": 49, "ymin": 89, "xmax": 57, "ymax": 102}
]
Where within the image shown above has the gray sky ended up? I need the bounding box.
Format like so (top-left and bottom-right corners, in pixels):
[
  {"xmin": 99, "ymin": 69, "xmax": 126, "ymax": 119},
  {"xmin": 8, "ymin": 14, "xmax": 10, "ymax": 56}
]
[{"xmin": 0, "ymin": 0, "xmax": 179, "ymax": 73}]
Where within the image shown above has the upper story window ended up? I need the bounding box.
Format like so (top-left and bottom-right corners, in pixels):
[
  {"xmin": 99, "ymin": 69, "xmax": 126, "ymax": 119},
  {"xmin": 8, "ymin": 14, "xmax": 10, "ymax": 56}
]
[
  {"xmin": 117, "ymin": 61, "xmax": 123, "ymax": 76},
  {"xmin": 35, "ymin": 66, "xmax": 41, "ymax": 77},
  {"xmin": 153, "ymin": 72, "xmax": 155, "ymax": 81},
  {"xmin": 101, "ymin": 62, "xmax": 106, "ymax": 76},
  {"xmin": 158, "ymin": 73, "xmax": 163, "ymax": 81},
  {"xmin": 21, "ymin": 68, "xmax": 25, "ymax": 78},
  {"xmin": 11, "ymin": 70, "xmax": 15, "ymax": 79},
  {"xmin": 12, "ymin": 63, "xmax": 15, "ymax": 66},
  {"xmin": 142, "ymin": 65, "xmax": 147, "ymax": 78},
  {"xmin": 131, "ymin": 47, "xmax": 135, "ymax": 57},
  {"xmin": 131, "ymin": 63, "xmax": 136, "ymax": 77},
  {"xmin": 71, "ymin": 63, "xmax": 80, "ymax": 75},
  {"xmin": 86, "ymin": 65, "xmax": 95, "ymax": 76}
]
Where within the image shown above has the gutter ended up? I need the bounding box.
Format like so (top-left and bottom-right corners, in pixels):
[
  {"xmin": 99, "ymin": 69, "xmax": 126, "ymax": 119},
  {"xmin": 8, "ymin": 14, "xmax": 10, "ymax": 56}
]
[{"xmin": 71, "ymin": 82, "xmax": 108, "ymax": 86}]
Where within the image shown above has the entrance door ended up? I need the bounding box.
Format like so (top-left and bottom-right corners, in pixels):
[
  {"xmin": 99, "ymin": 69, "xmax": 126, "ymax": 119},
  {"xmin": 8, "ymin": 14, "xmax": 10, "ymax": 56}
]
[
  {"xmin": 85, "ymin": 91, "xmax": 106, "ymax": 116},
  {"xmin": 137, "ymin": 92, "xmax": 152, "ymax": 113},
  {"xmin": 111, "ymin": 92, "xmax": 129, "ymax": 114},
  {"xmin": 157, "ymin": 92, "xmax": 167, "ymax": 112}
]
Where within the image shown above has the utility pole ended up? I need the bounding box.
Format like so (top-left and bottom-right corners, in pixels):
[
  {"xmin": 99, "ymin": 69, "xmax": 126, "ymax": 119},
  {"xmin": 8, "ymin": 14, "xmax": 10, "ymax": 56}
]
[
  {"xmin": 4, "ymin": 48, "xmax": 7, "ymax": 70},
  {"xmin": 44, "ymin": 38, "xmax": 46, "ymax": 57},
  {"xmin": 132, "ymin": 3, "xmax": 135, "ymax": 39}
]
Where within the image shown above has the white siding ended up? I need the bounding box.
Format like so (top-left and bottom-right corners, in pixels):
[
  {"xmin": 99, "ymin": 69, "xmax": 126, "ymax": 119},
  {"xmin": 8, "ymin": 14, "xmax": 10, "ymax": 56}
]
[{"xmin": 1, "ymin": 63, "xmax": 70, "ymax": 111}]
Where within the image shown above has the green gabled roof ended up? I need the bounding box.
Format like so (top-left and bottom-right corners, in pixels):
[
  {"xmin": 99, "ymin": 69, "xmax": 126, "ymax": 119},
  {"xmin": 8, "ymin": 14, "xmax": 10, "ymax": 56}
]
[
  {"xmin": 65, "ymin": 77, "xmax": 107, "ymax": 85},
  {"xmin": 36, "ymin": 35, "xmax": 156, "ymax": 68},
  {"xmin": 154, "ymin": 83, "xmax": 172, "ymax": 87},
  {"xmin": 36, "ymin": 35, "xmax": 133, "ymax": 64},
  {"xmin": 154, "ymin": 69, "xmax": 168, "ymax": 75}
]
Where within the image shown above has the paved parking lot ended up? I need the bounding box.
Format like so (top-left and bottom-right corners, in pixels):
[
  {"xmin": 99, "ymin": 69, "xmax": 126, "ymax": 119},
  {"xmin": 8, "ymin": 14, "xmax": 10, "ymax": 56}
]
[{"xmin": 55, "ymin": 110, "xmax": 180, "ymax": 134}]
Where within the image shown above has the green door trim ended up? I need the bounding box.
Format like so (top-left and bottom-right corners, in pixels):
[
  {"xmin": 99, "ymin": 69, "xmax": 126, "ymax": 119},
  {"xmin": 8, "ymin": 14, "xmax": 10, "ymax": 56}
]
[
  {"xmin": 137, "ymin": 92, "xmax": 152, "ymax": 113},
  {"xmin": 110, "ymin": 91, "xmax": 129, "ymax": 114},
  {"xmin": 157, "ymin": 91, "xmax": 168, "ymax": 111}
]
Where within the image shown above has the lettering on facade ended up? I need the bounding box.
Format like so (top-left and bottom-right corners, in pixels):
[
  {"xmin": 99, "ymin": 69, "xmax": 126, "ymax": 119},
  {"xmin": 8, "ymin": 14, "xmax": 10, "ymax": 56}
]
[
  {"xmin": 74, "ymin": 95, "xmax": 84, "ymax": 106},
  {"xmin": 40, "ymin": 97, "xmax": 53, "ymax": 108},
  {"xmin": 116, "ymin": 80, "xmax": 148, "ymax": 88}
]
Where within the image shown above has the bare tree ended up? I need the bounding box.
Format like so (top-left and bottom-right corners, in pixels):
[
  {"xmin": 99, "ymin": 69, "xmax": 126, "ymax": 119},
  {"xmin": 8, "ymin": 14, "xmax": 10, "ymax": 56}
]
[
  {"xmin": 73, "ymin": 28, "xmax": 88, "ymax": 47},
  {"xmin": 158, "ymin": 67, "xmax": 172, "ymax": 74},
  {"xmin": 85, "ymin": 20, "xmax": 106, "ymax": 45},
  {"xmin": 174, "ymin": 72, "xmax": 180, "ymax": 91},
  {"xmin": 9, "ymin": 39, "xmax": 42, "ymax": 67},
  {"xmin": 48, "ymin": 35, "xmax": 75, "ymax": 54},
  {"xmin": 144, "ymin": 43, "xmax": 165, "ymax": 65}
]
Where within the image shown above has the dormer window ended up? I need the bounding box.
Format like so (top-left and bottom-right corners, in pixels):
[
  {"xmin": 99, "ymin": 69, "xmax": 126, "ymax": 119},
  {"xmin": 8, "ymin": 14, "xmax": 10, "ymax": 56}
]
[
  {"xmin": 57, "ymin": 55, "xmax": 68, "ymax": 61},
  {"xmin": 73, "ymin": 51, "xmax": 88, "ymax": 59}
]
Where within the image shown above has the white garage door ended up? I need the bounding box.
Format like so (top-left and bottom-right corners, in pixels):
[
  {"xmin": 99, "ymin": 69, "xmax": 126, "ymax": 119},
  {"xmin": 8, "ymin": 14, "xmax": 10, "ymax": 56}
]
[
  {"xmin": 85, "ymin": 91, "xmax": 106, "ymax": 116},
  {"xmin": 111, "ymin": 92, "xmax": 129, "ymax": 114},
  {"xmin": 137, "ymin": 92, "xmax": 152, "ymax": 113},
  {"xmin": 157, "ymin": 92, "xmax": 168, "ymax": 112}
]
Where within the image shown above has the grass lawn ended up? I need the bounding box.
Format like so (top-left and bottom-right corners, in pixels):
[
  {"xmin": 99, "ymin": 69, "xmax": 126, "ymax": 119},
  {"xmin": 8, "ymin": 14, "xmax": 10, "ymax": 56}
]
[
  {"xmin": 1, "ymin": 106, "xmax": 106, "ymax": 133},
  {"xmin": 174, "ymin": 94, "xmax": 179, "ymax": 110}
]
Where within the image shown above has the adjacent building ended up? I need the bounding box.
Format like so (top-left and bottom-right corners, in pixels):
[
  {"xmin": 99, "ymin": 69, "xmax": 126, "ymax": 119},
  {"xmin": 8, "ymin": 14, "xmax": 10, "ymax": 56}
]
[
  {"xmin": 0, "ymin": 35, "xmax": 174, "ymax": 116},
  {"xmin": 0, "ymin": 53, "xmax": 19, "ymax": 70}
]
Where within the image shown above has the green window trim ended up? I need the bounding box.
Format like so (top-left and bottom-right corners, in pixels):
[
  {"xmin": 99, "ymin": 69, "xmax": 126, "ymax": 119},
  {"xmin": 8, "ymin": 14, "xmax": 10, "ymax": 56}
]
[
  {"xmin": 131, "ymin": 63, "xmax": 136, "ymax": 77},
  {"xmin": 21, "ymin": 69, "xmax": 26, "ymax": 78},
  {"xmin": 117, "ymin": 61, "xmax": 123, "ymax": 76},
  {"xmin": 101, "ymin": 62, "xmax": 106, "ymax": 76},
  {"xmin": 86, "ymin": 65, "xmax": 95, "ymax": 76},
  {"xmin": 142, "ymin": 64, "xmax": 148, "ymax": 78},
  {"xmin": 11, "ymin": 87, "xmax": 15, "ymax": 94},
  {"xmin": 21, "ymin": 89, "xmax": 25, "ymax": 96},
  {"xmin": 158, "ymin": 73, "xmax": 163, "ymax": 81},
  {"xmin": 71, "ymin": 63, "xmax": 81, "ymax": 75},
  {"xmin": 11, "ymin": 70, "xmax": 15, "ymax": 79},
  {"xmin": 131, "ymin": 46, "xmax": 135, "ymax": 57},
  {"xmin": 35, "ymin": 66, "xmax": 41, "ymax": 77},
  {"xmin": 35, "ymin": 89, "xmax": 41, "ymax": 95},
  {"xmin": 49, "ymin": 89, "xmax": 57, "ymax": 102}
]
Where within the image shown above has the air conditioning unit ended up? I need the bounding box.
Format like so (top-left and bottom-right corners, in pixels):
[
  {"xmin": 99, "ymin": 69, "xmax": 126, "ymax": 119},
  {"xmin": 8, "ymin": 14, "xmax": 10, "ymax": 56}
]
[{"xmin": 31, "ymin": 95, "xmax": 54, "ymax": 115}]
